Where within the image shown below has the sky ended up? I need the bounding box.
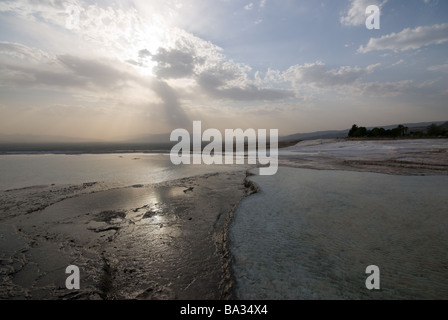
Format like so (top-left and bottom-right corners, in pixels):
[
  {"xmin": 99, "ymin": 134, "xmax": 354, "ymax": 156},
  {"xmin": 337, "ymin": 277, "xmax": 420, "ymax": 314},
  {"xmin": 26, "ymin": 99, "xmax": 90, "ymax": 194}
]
[{"xmin": 0, "ymin": 0, "xmax": 447, "ymax": 141}]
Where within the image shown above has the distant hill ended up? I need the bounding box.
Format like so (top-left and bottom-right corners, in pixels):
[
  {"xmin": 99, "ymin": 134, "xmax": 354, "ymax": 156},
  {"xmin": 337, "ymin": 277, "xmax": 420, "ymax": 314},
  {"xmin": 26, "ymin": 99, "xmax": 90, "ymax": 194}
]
[
  {"xmin": 405, "ymin": 121, "xmax": 448, "ymax": 134},
  {"xmin": 1, "ymin": 121, "xmax": 446, "ymax": 151},
  {"xmin": 0, "ymin": 134, "xmax": 100, "ymax": 144},
  {"xmin": 279, "ymin": 121, "xmax": 448, "ymax": 142},
  {"xmin": 279, "ymin": 129, "xmax": 349, "ymax": 142},
  {"xmin": 0, "ymin": 133, "xmax": 174, "ymax": 144},
  {"xmin": 441, "ymin": 122, "xmax": 448, "ymax": 130},
  {"xmin": 122, "ymin": 133, "xmax": 172, "ymax": 144},
  {"xmin": 0, "ymin": 133, "xmax": 174, "ymax": 153}
]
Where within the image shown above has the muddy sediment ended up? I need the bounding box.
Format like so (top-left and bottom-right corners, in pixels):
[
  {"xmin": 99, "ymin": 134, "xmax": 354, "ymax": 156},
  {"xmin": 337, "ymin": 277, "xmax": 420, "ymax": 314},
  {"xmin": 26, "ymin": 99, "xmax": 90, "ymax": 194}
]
[{"xmin": 0, "ymin": 170, "xmax": 252, "ymax": 300}]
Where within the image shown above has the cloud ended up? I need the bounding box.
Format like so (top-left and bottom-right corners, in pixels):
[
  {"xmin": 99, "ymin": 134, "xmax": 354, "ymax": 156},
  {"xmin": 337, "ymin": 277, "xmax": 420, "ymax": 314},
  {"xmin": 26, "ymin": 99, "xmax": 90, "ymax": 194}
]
[
  {"xmin": 144, "ymin": 32, "xmax": 294, "ymax": 101},
  {"xmin": 0, "ymin": 43, "xmax": 191, "ymax": 133},
  {"xmin": 151, "ymin": 47, "xmax": 196, "ymax": 79},
  {"xmin": 0, "ymin": 1, "xmax": 293, "ymax": 103},
  {"xmin": 244, "ymin": 3, "xmax": 254, "ymax": 11},
  {"xmin": 138, "ymin": 49, "xmax": 151, "ymax": 58},
  {"xmin": 197, "ymin": 72, "xmax": 294, "ymax": 101},
  {"xmin": 0, "ymin": 45, "xmax": 139, "ymax": 90},
  {"xmin": 428, "ymin": 64, "xmax": 448, "ymax": 72},
  {"xmin": 274, "ymin": 62, "xmax": 421, "ymax": 97},
  {"xmin": 196, "ymin": 64, "xmax": 294, "ymax": 101},
  {"xmin": 0, "ymin": 42, "xmax": 160, "ymax": 110},
  {"xmin": 0, "ymin": 42, "xmax": 52, "ymax": 62},
  {"xmin": 358, "ymin": 23, "xmax": 448, "ymax": 53},
  {"xmin": 423, "ymin": 0, "xmax": 439, "ymax": 6},
  {"xmin": 251, "ymin": 62, "xmax": 421, "ymax": 99},
  {"xmin": 0, "ymin": 0, "xmax": 67, "ymax": 25},
  {"xmin": 355, "ymin": 80, "xmax": 415, "ymax": 96},
  {"xmin": 57, "ymin": 55, "xmax": 137, "ymax": 88},
  {"xmin": 0, "ymin": 61, "xmax": 86, "ymax": 89},
  {"xmin": 392, "ymin": 59, "xmax": 404, "ymax": 67},
  {"xmin": 283, "ymin": 62, "xmax": 379, "ymax": 89},
  {"xmin": 340, "ymin": 0, "xmax": 387, "ymax": 27},
  {"xmin": 0, "ymin": 0, "xmax": 178, "ymax": 65},
  {"xmin": 150, "ymin": 79, "xmax": 190, "ymax": 128},
  {"xmin": 2, "ymin": 0, "xmax": 444, "ymax": 139}
]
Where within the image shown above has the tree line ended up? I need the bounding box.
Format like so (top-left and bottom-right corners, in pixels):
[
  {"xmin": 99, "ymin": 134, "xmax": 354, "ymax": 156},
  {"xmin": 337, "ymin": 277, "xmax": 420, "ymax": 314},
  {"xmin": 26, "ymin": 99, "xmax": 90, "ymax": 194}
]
[{"xmin": 348, "ymin": 123, "xmax": 448, "ymax": 138}]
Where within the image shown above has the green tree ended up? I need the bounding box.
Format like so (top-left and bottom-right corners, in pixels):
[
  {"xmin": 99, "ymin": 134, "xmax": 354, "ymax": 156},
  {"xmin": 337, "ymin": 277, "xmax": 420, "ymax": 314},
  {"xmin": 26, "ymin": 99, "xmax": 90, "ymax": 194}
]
[
  {"xmin": 358, "ymin": 126, "xmax": 368, "ymax": 137},
  {"xmin": 370, "ymin": 127, "xmax": 381, "ymax": 137},
  {"xmin": 397, "ymin": 125, "xmax": 408, "ymax": 137},
  {"xmin": 349, "ymin": 124, "xmax": 359, "ymax": 137},
  {"xmin": 427, "ymin": 124, "xmax": 442, "ymax": 136},
  {"xmin": 348, "ymin": 125, "xmax": 368, "ymax": 137}
]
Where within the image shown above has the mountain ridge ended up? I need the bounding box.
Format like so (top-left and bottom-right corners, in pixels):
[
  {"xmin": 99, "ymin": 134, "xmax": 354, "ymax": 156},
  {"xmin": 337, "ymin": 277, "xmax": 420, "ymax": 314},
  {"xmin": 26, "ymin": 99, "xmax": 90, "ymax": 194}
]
[{"xmin": 1, "ymin": 121, "xmax": 446, "ymax": 144}]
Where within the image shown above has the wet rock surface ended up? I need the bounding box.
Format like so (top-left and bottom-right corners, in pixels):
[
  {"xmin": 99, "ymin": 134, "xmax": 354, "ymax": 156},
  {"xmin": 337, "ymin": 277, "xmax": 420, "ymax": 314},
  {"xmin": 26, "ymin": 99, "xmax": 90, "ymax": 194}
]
[
  {"xmin": 281, "ymin": 139, "xmax": 448, "ymax": 175},
  {"xmin": 0, "ymin": 171, "xmax": 250, "ymax": 300},
  {"xmin": 230, "ymin": 167, "xmax": 448, "ymax": 299}
]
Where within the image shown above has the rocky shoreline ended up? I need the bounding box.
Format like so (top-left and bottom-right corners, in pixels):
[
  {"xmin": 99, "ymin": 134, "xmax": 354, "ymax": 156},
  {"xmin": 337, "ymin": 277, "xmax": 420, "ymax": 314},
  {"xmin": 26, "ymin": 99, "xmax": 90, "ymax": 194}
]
[{"xmin": 0, "ymin": 170, "xmax": 254, "ymax": 300}]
